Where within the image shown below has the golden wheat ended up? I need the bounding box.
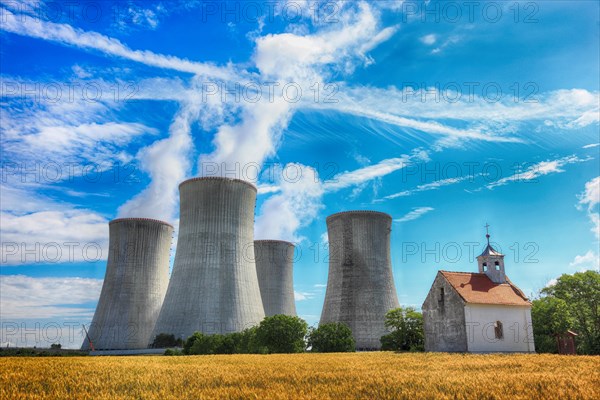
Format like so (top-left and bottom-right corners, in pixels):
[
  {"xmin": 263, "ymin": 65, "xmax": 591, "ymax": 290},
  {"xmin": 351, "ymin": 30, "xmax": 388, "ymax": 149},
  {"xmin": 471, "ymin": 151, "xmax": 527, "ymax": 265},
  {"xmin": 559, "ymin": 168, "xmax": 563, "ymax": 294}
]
[{"xmin": 1, "ymin": 353, "xmax": 598, "ymax": 399}]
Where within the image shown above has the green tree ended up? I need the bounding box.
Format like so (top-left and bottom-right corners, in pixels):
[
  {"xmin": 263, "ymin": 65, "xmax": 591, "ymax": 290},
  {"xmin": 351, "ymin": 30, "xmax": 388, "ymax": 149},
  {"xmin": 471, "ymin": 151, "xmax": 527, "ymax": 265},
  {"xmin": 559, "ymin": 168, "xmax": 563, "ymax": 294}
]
[
  {"xmin": 307, "ymin": 323, "xmax": 355, "ymax": 352},
  {"xmin": 255, "ymin": 315, "xmax": 308, "ymax": 353},
  {"xmin": 531, "ymin": 297, "xmax": 574, "ymax": 353},
  {"xmin": 541, "ymin": 270, "xmax": 600, "ymax": 354},
  {"xmin": 380, "ymin": 307, "xmax": 424, "ymax": 352},
  {"xmin": 229, "ymin": 327, "xmax": 260, "ymax": 354}
]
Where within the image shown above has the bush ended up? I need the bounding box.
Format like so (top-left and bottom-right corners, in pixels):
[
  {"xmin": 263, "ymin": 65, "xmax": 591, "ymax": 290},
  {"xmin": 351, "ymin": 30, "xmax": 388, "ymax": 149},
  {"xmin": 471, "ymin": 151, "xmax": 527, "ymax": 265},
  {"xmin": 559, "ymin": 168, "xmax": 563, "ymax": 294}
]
[
  {"xmin": 164, "ymin": 348, "xmax": 183, "ymax": 356},
  {"xmin": 151, "ymin": 333, "xmax": 183, "ymax": 348},
  {"xmin": 255, "ymin": 315, "xmax": 308, "ymax": 354},
  {"xmin": 308, "ymin": 323, "xmax": 355, "ymax": 352},
  {"xmin": 50, "ymin": 343, "xmax": 61, "ymax": 349},
  {"xmin": 183, "ymin": 328, "xmax": 260, "ymax": 355},
  {"xmin": 182, "ymin": 316, "xmax": 308, "ymax": 355},
  {"xmin": 380, "ymin": 307, "xmax": 424, "ymax": 352}
]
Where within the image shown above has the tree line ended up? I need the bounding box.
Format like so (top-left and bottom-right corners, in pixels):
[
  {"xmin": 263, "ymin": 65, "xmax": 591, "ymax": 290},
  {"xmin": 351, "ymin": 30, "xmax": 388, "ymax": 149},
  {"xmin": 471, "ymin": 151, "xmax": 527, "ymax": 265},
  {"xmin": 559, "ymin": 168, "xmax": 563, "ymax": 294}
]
[{"xmin": 153, "ymin": 307, "xmax": 424, "ymax": 355}]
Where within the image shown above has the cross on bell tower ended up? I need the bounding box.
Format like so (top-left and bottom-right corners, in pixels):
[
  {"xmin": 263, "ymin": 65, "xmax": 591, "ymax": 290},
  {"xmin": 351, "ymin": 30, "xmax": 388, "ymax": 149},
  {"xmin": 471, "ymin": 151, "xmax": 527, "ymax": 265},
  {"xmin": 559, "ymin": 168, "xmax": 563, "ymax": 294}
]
[{"xmin": 477, "ymin": 223, "xmax": 506, "ymax": 284}]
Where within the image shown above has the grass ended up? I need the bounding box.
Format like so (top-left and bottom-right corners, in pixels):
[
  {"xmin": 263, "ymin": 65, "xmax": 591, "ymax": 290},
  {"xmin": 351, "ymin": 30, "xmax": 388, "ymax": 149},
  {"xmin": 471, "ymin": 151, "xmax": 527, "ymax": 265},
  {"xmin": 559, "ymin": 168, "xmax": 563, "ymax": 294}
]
[{"xmin": 1, "ymin": 352, "xmax": 598, "ymax": 399}]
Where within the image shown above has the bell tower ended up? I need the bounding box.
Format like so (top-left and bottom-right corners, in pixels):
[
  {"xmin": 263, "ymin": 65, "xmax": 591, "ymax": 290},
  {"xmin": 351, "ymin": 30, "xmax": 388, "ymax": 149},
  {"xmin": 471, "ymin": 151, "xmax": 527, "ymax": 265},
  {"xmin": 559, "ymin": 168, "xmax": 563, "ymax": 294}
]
[{"xmin": 477, "ymin": 224, "xmax": 506, "ymax": 284}]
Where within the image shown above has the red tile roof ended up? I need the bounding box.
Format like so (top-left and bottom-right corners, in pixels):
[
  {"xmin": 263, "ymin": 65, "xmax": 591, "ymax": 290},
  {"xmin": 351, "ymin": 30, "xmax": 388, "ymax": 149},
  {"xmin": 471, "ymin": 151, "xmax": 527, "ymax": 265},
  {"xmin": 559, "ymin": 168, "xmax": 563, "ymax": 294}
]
[{"xmin": 440, "ymin": 271, "xmax": 530, "ymax": 306}]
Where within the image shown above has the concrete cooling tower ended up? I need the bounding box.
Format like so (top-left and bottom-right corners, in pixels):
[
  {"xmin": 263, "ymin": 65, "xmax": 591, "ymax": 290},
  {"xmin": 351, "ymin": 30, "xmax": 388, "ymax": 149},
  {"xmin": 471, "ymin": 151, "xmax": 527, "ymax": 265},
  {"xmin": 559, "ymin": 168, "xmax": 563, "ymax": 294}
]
[
  {"xmin": 320, "ymin": 211, "xmax": 400, "ymax": 350},
  {"xmin": 254, "ymin": 240, "xmax": 296, "ymax": 317},
  {"xmin": 83, "ymin": 218, "xmax": 173, "ymax": 350},
  {"xmin": 151, "ymin": 177, "xmax": 264, "ymax": 342}
]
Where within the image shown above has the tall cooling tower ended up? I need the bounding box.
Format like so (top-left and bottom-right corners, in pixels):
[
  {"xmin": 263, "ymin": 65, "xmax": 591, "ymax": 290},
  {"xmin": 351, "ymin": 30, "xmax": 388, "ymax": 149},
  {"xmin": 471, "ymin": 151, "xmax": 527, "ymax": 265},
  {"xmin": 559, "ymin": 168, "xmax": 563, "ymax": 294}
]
[
  {"xmin": 151, "ymin": 177, "xmax": 264, "ymax": 342},
  {"xmin": 320, "ymin": 211, "xmax": 400, "ymax": 350},
  {"xmin": 254, "ymin": 240, "xmax": 296, "ymax": 316},
  {"xmin": 83, "ymin": 218, "xmax": 173, "ymax": 350}
]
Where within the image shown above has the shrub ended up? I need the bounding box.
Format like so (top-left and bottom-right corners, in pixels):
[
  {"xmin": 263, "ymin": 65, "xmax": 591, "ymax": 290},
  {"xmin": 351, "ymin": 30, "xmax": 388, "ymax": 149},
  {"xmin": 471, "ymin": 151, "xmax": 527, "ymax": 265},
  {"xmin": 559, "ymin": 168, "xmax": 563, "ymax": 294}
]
[
  {"xmin": 255, "ymin": 315, "xmax": 308, "ymax": 354},
  {"xmin": 151, "ymin": 333, "xmax": 183, "ymax": 348},
  {"xmin": 164, "ymin": 348, "xmax": 183, "ymax": 356},
  {"xmin": 308, "ymin": 323, "xmax": 355, "ymax": 352},
  {"xmin": 183, "ymin": 328, "xmax": 260, "ymax": 355}
]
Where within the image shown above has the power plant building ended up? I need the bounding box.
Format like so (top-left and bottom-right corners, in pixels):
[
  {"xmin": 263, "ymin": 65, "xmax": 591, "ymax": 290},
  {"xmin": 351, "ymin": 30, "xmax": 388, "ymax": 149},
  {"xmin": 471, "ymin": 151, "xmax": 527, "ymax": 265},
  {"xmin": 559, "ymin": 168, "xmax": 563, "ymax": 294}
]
[
  {"xmin": 83, "ymin": 218, "xmax": 173, "ymax": 350},
  {"xmin": 320, "ymin": 211, "xmax": 400, "ymax": 350},
  {"xmin": 254, "ymin": 240, "xmax": 297, "ymax": 316},
  {"xmin": 151, "ymin": 177, "xmax": 265, "ymax": 342}
]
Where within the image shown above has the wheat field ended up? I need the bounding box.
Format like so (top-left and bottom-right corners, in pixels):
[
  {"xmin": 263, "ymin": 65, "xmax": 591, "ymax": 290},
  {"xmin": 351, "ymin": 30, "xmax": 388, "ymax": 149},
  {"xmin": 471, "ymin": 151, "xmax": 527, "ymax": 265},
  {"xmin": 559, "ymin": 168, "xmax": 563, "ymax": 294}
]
[{"xmin": 1, "ymin": 352, "xmax": 598, "ymax": 399}]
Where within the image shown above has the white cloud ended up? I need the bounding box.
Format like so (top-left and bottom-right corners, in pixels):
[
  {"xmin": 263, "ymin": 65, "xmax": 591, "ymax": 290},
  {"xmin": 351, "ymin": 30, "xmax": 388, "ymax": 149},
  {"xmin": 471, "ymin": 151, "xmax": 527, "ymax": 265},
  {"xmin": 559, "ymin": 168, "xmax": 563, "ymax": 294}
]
[
  {"xmin": 117, "ymin": 109, "xmax": 193, "ymax": 222},
  {"xmin": 254, "ymin": 2, "xmax": 393, "ymax": 82},
  {"xmin": 0, "ymin": 275, "xmax": 102, "ymax": 319},
  {"xmin": 257, "ymin": 184, "xmax": 282, "ymax": 195},
  {"xmin": 320, "ymin": 232, "xmax": 329, "ymax": 244},
  {"xmin": 312, "ymin": 99, "xmax": 522, "ymax": 144},
  {"xmin": 394, "ymin": 207, "xmax": 434, "ymax": 223},
  {"xmin": 430, "ymin": 35, "xmax": 462, "ymax": 54},
  {"xmin": 420, "ymin": 34, "xmax": 437, "ymax": 45},
  {"xmin": 384, "ymin": 176, "xmax": 468, "ymax": 200},
  {"xmin": 311, "ymin": 86, "xmax": 599, "ymax": 146},
  {"xmin": 1, "ymin": 209, "xmax": 109, "ymax": 265},
  {"xmin": 487, "ymin": 155, "xmax": 590, "ymax": 189},
  {"xmin": 255, "ymin": 164, "xmax": 323, "ymax": 242},
  {"xmin": 545, "ymin": 278, "xmax": 558, "ymax": 288},
  {"xmin": 8, "ymin": 122, "xmax": 155, "ymax": 166},
  {"xmin": 0, "ymin": 7, "xmax": 233, "ymax": 78},
  {"xmin": 294, "ymin": 290, "xmax": 314, "ymax": 301},
  {"xmin": 198, "ymin": 97, "xmax": 293, "ymax": 180},
  {"xmin": 578, "ymin": 176, "xmax": 600, "ymax": 211},
  {"xmin": 323, "ymin": 155, "xmax": 412, "ymax": 191},
  {"xmin": 583, "ymin": 143, "xmax": 600, "ymax": 149},
  {"xmin": 577, "ymin": 176, "xmax": 600, "ymax": 240},
  {"xmin": 569, "ymin": 250, "xmax": 600, "ymax": 272},
  {"xmin": 112, "ymin": 4, "xmax": 165, "ymax": 31}
]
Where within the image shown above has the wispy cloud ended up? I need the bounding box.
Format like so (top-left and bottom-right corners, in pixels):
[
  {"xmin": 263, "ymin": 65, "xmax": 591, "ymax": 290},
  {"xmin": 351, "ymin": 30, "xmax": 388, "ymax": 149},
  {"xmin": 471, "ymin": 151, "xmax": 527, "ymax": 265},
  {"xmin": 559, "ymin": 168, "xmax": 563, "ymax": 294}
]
[
  {"xmin": 583, "ymin": 143, "xmax": 600, "ymax": 149},
  {"xmin": 577, "ymin": 176, "xmax": 600, "ymax": 240},
  {"xmin": 569, "ymin": 250, "xmax": 599, "ymax": 272},
  {"xmin": 323, "ymin": 155, "xmax": 415, "ymax": 192},
  {"xmin": 394, "ymin": 207, "xmax": 434, "ymax": 223},
  {"xmin": 0, "ymin": 7, "xmax": 233, "ymax": 78},
  {"xmin": 312, "ymin": 86, "xmax": 599, "ymax": 147},
  {"xmin": 383, "ymin": 176, "xmax": 469, "ymax": 200},
  {"xmin": 420, "ymin": 34, "xmax": 437, "ymax": 45},
  {"xmin": 294, "ymin": 290, "xmax": 315, "ymax": 301},
  {"xmin": 487, "ymin": 155, "xmax": 590, "ymax": 189}
]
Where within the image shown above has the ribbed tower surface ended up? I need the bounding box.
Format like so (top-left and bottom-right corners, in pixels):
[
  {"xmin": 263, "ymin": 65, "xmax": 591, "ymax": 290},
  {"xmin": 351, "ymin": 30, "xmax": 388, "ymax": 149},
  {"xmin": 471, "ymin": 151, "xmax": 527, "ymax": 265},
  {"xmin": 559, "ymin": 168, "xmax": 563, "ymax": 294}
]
[
  {"xmin": 151, "ymin": 177, "xmax": 265, "ymax": 341},
  {"xmin": 254, "ymin": 240, "xmax": 297, "ymax": 317},
  {"xmin": 83, "ymin": 218, "xmax": 173, "ymax": 350},
  {"xmin": 320, "ymin": 211, "xmax": 400, "ymax": 350}
]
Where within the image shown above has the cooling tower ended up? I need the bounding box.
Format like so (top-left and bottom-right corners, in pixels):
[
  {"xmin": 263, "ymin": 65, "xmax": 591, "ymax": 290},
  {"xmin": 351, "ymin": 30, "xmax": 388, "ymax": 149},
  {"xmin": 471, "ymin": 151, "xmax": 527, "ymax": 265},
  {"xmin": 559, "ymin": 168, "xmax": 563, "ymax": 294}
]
[
  {"xmin": 254, "ymin": 240, "xmax": 297, "ymax": 316},
  {"xmin": 151, "ymin": 177, "xmax": 264, "ymax": 342},
  {"xmin": 82, "ymin": 218, "xmax": 173, "ymax": 350},
  {"xmin": 320, "ymin": 211, "xmax": 400, "ymax": 350}
]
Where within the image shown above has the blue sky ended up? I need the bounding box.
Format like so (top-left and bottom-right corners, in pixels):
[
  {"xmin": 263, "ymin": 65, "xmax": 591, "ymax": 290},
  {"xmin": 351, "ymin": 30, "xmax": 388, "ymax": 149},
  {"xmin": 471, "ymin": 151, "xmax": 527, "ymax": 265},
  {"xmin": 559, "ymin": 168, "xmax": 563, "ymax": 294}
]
[{"xmin": 1, "ymin": 0, "xmax": 598, "ymax": 348}]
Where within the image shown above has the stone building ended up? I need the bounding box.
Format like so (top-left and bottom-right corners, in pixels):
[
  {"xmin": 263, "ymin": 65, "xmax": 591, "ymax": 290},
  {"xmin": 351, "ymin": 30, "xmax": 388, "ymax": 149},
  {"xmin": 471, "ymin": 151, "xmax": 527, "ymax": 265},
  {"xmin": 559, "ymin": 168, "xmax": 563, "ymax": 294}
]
[{"xmin": 422, "ymin": 230, "xmax": 535, "ymax": 353}]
